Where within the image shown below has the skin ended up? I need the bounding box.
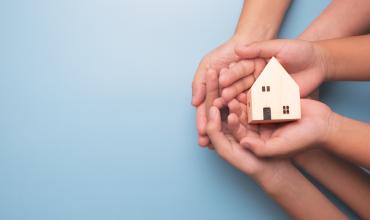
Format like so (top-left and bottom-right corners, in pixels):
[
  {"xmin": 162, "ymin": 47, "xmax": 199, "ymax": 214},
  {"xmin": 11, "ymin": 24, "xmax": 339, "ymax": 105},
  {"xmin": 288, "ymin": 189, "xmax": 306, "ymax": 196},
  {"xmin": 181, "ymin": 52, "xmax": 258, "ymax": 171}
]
[
  {"xmin": 218, "ymin": 4, "xmax": 370, "ymax": 217},
  {"xmin": 217, "ymin": 37, "xmax": 370, "ymax": 218},
  {"xmin": 298, "ymin": 0, "xmax": 370, "ymax": 41},
  {"xmin": 192, "ymin": 0, "xmax": 291, "ymax": 148},
  {"xmin": 326, "ymin": 112, "xmax": 370, "ymax": 169},
  {"xmin": 194, "ymin": 0, "xmax": 370, "ymax": 218},
  {"xmin": 204, "ymin": 67, "xmax": 345, "ymax": 219},
  {"xmin": 206, "ymin": 105, "xmax": 346, "ymax": 220},
  {"xmin": 239, "ymin": 99, "xmax": 333, "ymax": 157},
  {"xmin": 226, "ymin": 36, "xmax": 370, "ymax": 169},
  {"xmin": 238, "ymin": 98, "xmax": 370, "ymax": 170},
  {"xmin": 295, "ymin": 4, "xmax": 370, "ymax": 218},
  {"xmin": 318, "ymin": 35, "xmax": 370, "ymax": 81}
]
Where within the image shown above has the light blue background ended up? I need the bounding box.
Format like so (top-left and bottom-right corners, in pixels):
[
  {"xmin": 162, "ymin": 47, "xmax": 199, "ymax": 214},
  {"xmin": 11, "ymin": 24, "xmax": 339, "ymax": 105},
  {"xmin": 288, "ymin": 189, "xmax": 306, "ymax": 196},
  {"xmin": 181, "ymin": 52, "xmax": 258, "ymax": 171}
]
[{"xmin": 0, "ymin": 0, "xmax": 368, "ymax": 219}]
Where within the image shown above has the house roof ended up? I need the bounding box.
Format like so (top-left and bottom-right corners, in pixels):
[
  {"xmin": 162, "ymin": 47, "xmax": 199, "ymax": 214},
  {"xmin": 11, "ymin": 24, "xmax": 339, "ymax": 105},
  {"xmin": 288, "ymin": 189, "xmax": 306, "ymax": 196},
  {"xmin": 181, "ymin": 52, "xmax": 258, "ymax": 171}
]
[{"xmin": 251, "ymin": 57, "xmax": 299, "ymax": 90}]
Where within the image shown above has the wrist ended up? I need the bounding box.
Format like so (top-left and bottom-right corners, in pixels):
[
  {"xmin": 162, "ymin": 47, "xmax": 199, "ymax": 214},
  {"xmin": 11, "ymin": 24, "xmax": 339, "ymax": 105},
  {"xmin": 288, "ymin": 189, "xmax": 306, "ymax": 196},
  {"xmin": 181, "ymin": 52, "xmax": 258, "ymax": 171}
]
[
  {"xmin": 322, "ymin": 111, "xmax": 340, "ymax": 150},
  {"xmin": 232, "ymin": 24, "xmax": 277, "ymax": 45},
  {"xmin": 253, "ymin": 160, "xmax": 295, "ymax": 195},
  {"xmin": 314, "ymin": 41, "xmax": 337, "ymax": 82},
  {"xmin": 313, "ymin": 42, "xmax": 332, "ymax": 82}
]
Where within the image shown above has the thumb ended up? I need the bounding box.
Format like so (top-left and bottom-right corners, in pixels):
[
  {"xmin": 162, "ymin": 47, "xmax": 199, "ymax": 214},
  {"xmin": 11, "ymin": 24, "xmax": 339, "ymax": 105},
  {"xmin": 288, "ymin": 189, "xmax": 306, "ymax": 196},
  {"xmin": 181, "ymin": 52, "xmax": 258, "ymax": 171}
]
[
  {"xmin": 235, "ymin": 40, "xmax": 287, "ymax": 60},
  {"xmin": 240, "ymin": 136, "xmax": 289, "ymax": 157}
]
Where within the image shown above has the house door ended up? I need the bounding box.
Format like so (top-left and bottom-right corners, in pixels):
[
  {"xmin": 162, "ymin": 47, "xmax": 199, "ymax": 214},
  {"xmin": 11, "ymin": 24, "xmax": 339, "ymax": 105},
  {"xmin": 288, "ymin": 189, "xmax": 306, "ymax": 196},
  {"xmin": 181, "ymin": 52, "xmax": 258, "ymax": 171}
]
[{"xmin": 263, "ymin": 107, "xmax": 271, "ymax": 120}]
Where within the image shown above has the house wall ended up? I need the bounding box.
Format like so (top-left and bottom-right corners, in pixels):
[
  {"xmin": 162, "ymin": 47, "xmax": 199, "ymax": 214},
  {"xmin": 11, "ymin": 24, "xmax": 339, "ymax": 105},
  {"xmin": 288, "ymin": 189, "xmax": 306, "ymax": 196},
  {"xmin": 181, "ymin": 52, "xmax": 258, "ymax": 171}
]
[{"xmin": 249, "ymin": 58, "xmax": 301, "ymax": 123}]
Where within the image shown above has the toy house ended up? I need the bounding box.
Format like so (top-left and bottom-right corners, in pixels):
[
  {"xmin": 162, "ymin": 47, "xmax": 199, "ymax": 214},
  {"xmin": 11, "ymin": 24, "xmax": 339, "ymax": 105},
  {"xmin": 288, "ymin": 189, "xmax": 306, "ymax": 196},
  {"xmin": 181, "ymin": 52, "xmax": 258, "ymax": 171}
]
[{"xmin": 247, "ymin": 57, "xmax": 301, "ymax": 124}]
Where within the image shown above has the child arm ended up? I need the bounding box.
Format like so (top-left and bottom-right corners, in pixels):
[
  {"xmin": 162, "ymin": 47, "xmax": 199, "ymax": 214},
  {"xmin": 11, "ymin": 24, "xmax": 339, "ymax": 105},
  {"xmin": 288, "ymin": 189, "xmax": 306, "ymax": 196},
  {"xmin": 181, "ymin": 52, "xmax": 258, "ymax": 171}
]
[
  {"xmin": 324, "ymin": 112, "xmax": 370, "ymax": 169},
  {"xmin": 318, "ymin": 35, "xmax": 370, "ymax": 81},
  {"xmin": 294, "ymin": 150, "xmax": 370, "ymax": 219}
]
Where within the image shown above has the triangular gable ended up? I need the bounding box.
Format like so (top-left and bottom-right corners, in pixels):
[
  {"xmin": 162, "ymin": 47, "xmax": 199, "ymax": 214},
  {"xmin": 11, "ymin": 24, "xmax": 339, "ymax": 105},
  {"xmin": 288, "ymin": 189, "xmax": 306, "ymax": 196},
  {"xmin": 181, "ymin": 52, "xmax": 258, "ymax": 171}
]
[{"xmin": 251, "ymin": 57, "xmax": 298, "ymax": 90}]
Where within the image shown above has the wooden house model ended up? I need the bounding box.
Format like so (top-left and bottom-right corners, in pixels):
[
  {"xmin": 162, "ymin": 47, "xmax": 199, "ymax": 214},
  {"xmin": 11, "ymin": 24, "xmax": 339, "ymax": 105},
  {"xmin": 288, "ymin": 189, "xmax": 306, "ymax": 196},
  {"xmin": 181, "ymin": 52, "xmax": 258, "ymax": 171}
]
[{"xmin": 247, "ymin": 57, "xmax": 301, "ymax": 124}]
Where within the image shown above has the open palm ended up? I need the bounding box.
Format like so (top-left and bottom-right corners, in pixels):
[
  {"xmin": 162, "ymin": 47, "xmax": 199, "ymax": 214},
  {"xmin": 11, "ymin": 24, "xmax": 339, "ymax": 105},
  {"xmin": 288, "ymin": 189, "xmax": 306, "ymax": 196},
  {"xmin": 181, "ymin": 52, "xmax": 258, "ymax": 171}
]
[
  {"xmin": 206, "ymin": 104, "xmax": 296, "ymax": 189},
  {"xmin": 239, "ymin": 99, "xmax": 333, "ymax": 157}
]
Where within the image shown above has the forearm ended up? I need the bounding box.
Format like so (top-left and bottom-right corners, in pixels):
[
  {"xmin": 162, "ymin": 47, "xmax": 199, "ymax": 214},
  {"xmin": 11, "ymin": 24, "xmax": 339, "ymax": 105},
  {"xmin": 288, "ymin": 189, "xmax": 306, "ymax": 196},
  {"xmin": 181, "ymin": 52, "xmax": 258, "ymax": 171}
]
[
  {"xmin": 325, "ymin": 112, "xmax": 370, "ymax": 169},
  {"xmin": 316, "ymin": 35, "xmax": 370, "ymax": 81},
  {"xmin": 258, "ymin": 161, "xmax": 346, "ymax": 220},
  {"xmin": 294, "ymin": 150, "xmax": 370, "ymax": 219},
  {"xmin": 234, "ymin": 0, "xmax": 291, "ymax": 42},
  {"xmin": 299, "ymin": 0, "xmax": 370, "ymax": 81},
  {"xmin": 296, "ymin": 2, "xmax": 370, "ymax": 218},
  {"xmin": 299, "ymin": 0, "xmax": 370, "ymax": 41}
]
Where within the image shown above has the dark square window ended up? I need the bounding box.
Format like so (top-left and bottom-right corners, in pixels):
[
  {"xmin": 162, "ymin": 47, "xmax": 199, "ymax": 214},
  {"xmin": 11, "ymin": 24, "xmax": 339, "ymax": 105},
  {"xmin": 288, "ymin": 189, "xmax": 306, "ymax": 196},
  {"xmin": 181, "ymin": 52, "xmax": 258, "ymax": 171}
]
[
  {"xmin": 287, "ymin": 110, "xmax": 290, "ymax": 114},
  {"xmin": 262, "ymin": 86, "xmax": 265, "ymax": 92},
  {"xmin": 267, "ymin": 86, "xmax": 270, "ymax": 92}
]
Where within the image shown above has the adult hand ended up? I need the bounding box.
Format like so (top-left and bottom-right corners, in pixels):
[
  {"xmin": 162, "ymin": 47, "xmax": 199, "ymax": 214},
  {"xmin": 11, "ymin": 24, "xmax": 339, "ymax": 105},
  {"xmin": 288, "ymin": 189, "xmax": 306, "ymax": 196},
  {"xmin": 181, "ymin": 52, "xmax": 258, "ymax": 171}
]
[
  {"xmin": 192, "ymin": 36, "xmax": 245, "ymax": 147},
  {"xmin": 235, "ymin": 39, "xmax": 328, "ymax": 97}
]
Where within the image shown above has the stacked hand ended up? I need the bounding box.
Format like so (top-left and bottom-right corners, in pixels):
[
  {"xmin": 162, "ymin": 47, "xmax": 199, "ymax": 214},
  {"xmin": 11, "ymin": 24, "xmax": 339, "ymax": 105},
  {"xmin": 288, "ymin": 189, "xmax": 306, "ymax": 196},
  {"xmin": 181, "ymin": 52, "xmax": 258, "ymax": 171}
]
[
  {"xmin": 204, "ymin": 70, "xmax": 296, "ymax": 191},
  {"xmin": 196, "ymin": 39, "xmax": 337, "ymax": 172},
  {"xmin": 192, "ymin": 36, "xmax": 268, "ymax": 148}
]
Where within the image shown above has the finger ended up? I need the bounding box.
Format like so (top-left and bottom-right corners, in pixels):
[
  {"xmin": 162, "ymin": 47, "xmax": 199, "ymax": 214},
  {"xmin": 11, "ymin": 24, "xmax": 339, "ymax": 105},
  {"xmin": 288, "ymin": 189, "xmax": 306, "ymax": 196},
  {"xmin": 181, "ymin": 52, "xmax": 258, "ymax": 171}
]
[
  {"xmin": 207, "ymin": 107, "xmax": 231, "ymax": 156},
  {"xmin": 196, "ymin": 103, "xmax": 207, "ymax": 136},
  {"xmin": 240, "ymin": 136, "xmax": 290, "ymax": 157},
  {"xmin": 205, "ymin": 69, "xmax": 220, "ymax": 118},
  {"xmin": 236, "ymin": 92, "xmax": 248, "ymax": 105},
  {"xmin": 192, "ymin": 62, "xmax": 207, "ymax": 106},
  {"xmin": 218, "ymin": 68, "xmax": 228, "ymax": 89},
  {"xmin": 235, "ymin": 40, "xmax": 287, "ymax": 60},
  {"xmin": 199, "ymin": 135, "xmax": 215, "ymax": 150},
  {"xmin": 254, "ymin": 58, "xmax": 266, "ymax": 79},
  {"xmin": 198, "ymin": 135, "xmax": 209, "ymax": 147},
  {"xmin": 228, "ymin": 99, "xmax": 241, "ymax": 116},
  {"xmin": 227, "ymin": 113, "xmax": 248, "ymax": 142},
  {"xmin": 221, "ymin": 75, "xmax": 254, "ymax": 103},
  {"xmin": 213, "ymin": 97, "xmax": 225, "ymax": 109},
  {"xmin": 219, "ymin": 60, "xmax": 255, "ymax": 88},
  {"xmin": 239, "ymin": 102, "xmax": 249, "ymax": 126}
]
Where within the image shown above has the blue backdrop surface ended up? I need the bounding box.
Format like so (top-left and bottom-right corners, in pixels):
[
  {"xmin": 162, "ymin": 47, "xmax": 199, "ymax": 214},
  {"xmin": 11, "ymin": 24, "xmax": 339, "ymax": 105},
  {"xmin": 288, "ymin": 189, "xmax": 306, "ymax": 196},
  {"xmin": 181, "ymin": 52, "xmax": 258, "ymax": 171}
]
[{"xmin": 0, "ymin": 0, "xmax": 368, "ymax": 219}]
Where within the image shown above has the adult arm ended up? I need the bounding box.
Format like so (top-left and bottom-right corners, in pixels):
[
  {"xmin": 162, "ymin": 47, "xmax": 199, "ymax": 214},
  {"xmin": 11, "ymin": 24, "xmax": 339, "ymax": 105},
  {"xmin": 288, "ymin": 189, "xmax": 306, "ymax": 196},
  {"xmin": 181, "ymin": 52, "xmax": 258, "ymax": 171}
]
[{"xmin": 299, "ymin": 0, "xmax": 370, "ymax": 41}]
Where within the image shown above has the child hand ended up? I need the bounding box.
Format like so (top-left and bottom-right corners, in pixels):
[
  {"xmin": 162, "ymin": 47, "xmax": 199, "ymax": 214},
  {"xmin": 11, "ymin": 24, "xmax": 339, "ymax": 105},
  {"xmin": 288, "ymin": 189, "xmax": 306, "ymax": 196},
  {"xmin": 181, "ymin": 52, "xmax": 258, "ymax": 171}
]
[
  {"xmin": 193, "ymin": 37, "xmax": 252, "ymax": 147},
  {"xmin": 214, "ymin": 59, "xmax": 266, "ymax": 106},
  {"xmin": 227, "ymin": 39, "xmax": 328, "ymax": 98},
  {"xmin": 240, "ymin": 99, "xmax": 334, "ymax": 157}
]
